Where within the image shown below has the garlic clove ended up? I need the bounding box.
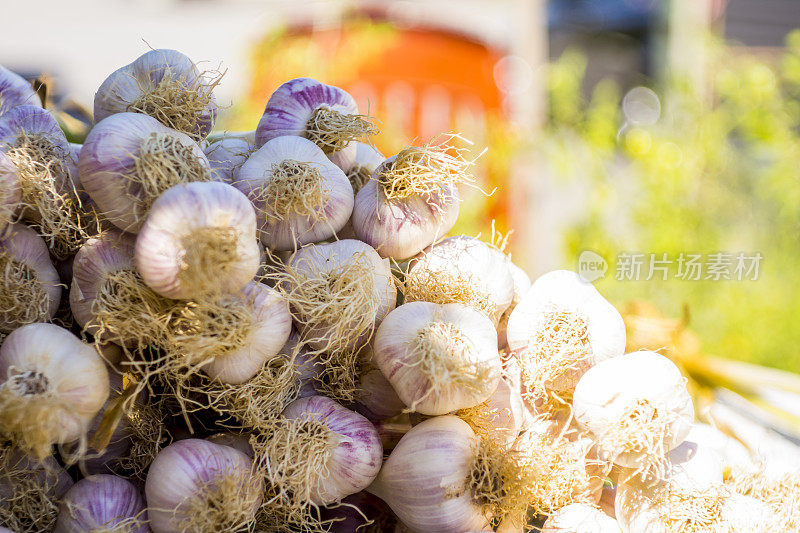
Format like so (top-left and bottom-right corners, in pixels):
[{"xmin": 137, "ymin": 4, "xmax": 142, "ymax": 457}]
[
  {"xmin": 135, "ymin": 181, "xmax": 260, "ymax": 299},
  {"xmin": 54, "ymin": 474, "xmax": 147, "ymax": 533},
  {"xmin": 373, "ymin": 301, "xmax": 502, "ymax": 415},
  {"xmin": 94, "ymin": 49, "xmax": 219, "ymax": 140},
  {"xmin": 79, "ymin": 112, "xmax": 212, "ymax": 234},
  {"xmin": 234, "ymin": 135, "xmax": 354, "ymax": 251},
  {"xmin": 0, "ymin": 65, "xmax": 42, "ymax": 115}
]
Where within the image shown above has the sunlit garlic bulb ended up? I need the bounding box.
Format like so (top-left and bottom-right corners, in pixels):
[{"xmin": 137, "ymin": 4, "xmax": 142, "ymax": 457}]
[
  {"xmin": 55, "ymin": 474, "xmax": 147, "ymax": 533},
  {"xmin": 345, "ymin": 142, "xmax": 385, "ymax": 194},
  {"xmin": 255, "ymin": 77, "xmax": 377, "ymax": 171},
  {"xmin": 506, "ymin": 270, "xmax": 626, "ymax": 404},
  {"xmin": 455, "ymin": 375, "xmax": 528, "ymax": 445},
  {"xmin": 281, "ymin": 239, "xmax": 396, "ymax": 354},
  {"xmin": 94, "ymin": 49, "xmax": 219, "ymax": 140},
  {"xmin": 373, "ymin": 301, "xmax": 501, "ymax": 415},
  {"xmin": 542, "ymin": 503, "xmax": 621, "ymax": 533},
  {"xmin": 145, "ymin": 439, "xmax": 262, "ymax": 533},
  {"xmin": 135, "ymin": 181, "xmax": 261, "ymax": 299},
  {"xmin": 0, "ymin": 105, "xmax": 87, "ymax": 257},
  {"xmin": 497, "ymin": 261, "xmax": 531, "ymax": 349},
  {"xmin": 573, "ymin": 351, "xmax": 694, "ymax": 480},
  {"xmin": 0, "ymin": 65, "xmax": 42, "ymax": 115},
  {"xmin": 352, "ymin": 136, "xmax": 476, "ymax": 259},
  {"xmin": 79, "ymin": 112, "xmax": 212, "ymax": 233},
  {"xmin": 204, "ymin": 137, "xmax": 252, "ymax": 182},
  {"xmin": 0, "ymin": 223, "xmax": 61, "ymax": 333},
  {"xmin": 234, "ymin": 135, "xmax": 353, "ymax": 250},
  {"xmin": 0, "ymin": 323, "xmax": 109, "ymax": 458},
  {"xmin": 70, "ymin": 229, "xmax": 171, "ymax": 348},
  {"xmin": 404, "ymin": 235, "xmax": 515, "ymax": 324}
]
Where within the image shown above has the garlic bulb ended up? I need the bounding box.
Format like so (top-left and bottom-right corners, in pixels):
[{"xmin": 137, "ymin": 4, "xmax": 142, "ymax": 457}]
[
  {"xmin": 79, "ymin": 112, "xmax": 212, "ymax": 233},
  {"xmin": 281, "ymin": 239, "xmax": 396, "ymax": 354},
  {"xmin": 497, "ymin": 261, "xmax": 531, "ymax": 349},
  {"xmin": 204, "ymin": 137, "xmax": 252, "ymax": 182},
  {"xmin": 574, "ymin": 351, "xmax": 694, "ymax": 478},
  {"xmin": 353, "ymin": 353, "xmax": 407, "ymax": 421},
  {"xmin": 0, "ymin": 323, "xmax": 110, "ymax": 458},
  {"xmin": 145, "ymin": 438, "xmax": 263, "ymax": 533},
  {"xmin": 70, "ymin": 229, "xmax": 171, "ymax": 347},
  {"xmin": 352, "ymin": 137, "xmax": 475, "ymax": 259},
  {"xmin": 455, "ymin": 375, "xmax": 527, "ymax": 445},
  {"xmin": 718, "ymin": 494, "xmax": 778, "ymax": 532},
  {"xmin": 0, "ymin": 65, "xmax": 42, "ymax": 115},
  {"xmin": 0, "ymin": 105, "xmax": 87, "ymax": 257},
  {"xmin": 234, "ymin": 135, "xmax": 353, "ymax": 250},
  {"xmin": 135, "ymin": 181, "xmax": 260, "ymax": 299},
  {"xmin": 541, "ymin": 503, "xmax": 621, "ymax": 533},
  {"xmin": 255, "ymin": 77, "xmax": 376, "ymax": 171},
  {"xmin": 0, "ymin": 152, "xmax": 21, "ymax": 234},
  {"xmin": 55, "ymin": 474, "xmax": 147, "ymax": 533},
  {"xmin": 373, "ymin": 301, "xmax": 501, "ymax": 415},
  {"xmin": 164, "ymin": 280, "xmax": 291, "ymax": 384},
  {"xmin": 0, "ymin": 223, "xmax": 61, "ymax": 332},
  {"xmin": 404, "ymin": 235, "xmax": 514, "ymax": 324},
  {"xmin": 94, "ymin": 49, "xmax": 219, "ymax": 140},
  {"xmin": 686, "ymin": 423, "xmax": 753, "ymax": 474},
  {"xmin": 346, "ymin": 142, "xmax": 385, "ymax": 193},
  {"xmin": 506, "ymin": 270, "xmax": 626, "ymax": 403}
]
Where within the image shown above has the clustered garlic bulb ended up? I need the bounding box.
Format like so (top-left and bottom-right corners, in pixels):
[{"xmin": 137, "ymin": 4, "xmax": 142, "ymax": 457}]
[{"xmin": 0, "ymin": 51, "xmax": 791, "ymax": 533}]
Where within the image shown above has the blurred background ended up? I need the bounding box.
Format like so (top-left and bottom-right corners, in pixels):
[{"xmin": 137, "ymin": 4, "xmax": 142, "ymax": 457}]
[{"xmin": 2, "ymin": 0, "xmax": 799, "ymax": 431}]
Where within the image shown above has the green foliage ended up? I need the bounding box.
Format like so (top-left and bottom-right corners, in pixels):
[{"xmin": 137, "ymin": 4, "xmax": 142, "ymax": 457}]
[{"xmin": 546, "ymin": 33, "xmax": 800, "ymax": 371}]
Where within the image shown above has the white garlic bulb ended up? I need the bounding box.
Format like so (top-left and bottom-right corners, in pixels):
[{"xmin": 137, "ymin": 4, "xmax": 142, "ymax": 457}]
[
  {"xmin": 345, "ymin": 141, "xmax": 385, "ymax": 193},
  {"xmin": 0, "ymin": 151, "xmax": 21, "ymax": 235},
  {"xmin": 135, "ymin": 181, "xmax": 261, "ymax": 299},
  {"xmin": 0, "ymin": 323, "xmax": 109, "ymax": 458},
  {"xmin": 94, "ymin": 49, "xmax": 218, "ymax": 140},
  {"xmin": 79, "ymin": 112, "xmax": 212, "ymax": 233},
  {"xmin": 282, "ymin": 239, "xmax": 396, "ymax": 354},
  {"xmin": 234, "ymin": 135, "xmax": 353, "ymax": 251},
  {"xmin": 404, "ymin": 235, "xmax": 515, "ymax": 324},
  {"xmin": 204, "ymin": 137, "xmax": 252, "ymax": 182},
  {"xmin": 456, "ymin": 375, "xmax": 528, "ymax": 445},
  {"xmin": 497, "ymin": 261, "xmax": 532, "ymax": 349},
  {"xmin": 541, "ymin": 503, "xmax": 621, "ymax": 533},
  {"xmin": 0, "ymin": 223, "xmax": 61, "ymax": 332},
  {"xmin": 255, "ymin": 77, "xmax": 376, "ymax": 171},
  {"xmin": 373, "ymin": 301, "xmax": 501, "ymax": 415},
  {"xmin": 55, "ymin": 474, "xmax": 148, "ymax": 533},
  {"xmin": 0, "ymin": 65, "xmax": 42, "ymax": 115},
  {"xmin": 506, "ymin": 270, "xmax": 626, "ymax": 400},
  {"xmin": 573, "ymin": 351, "xmax": 694, "ymax": 476}
]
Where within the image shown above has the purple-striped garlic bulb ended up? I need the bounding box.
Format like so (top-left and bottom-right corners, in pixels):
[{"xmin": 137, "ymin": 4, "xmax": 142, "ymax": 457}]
[
  {"xmin": 145, "ymin": 439, "xmax": 262, "ymax": 533},
  {"xmin": 79, "ymin": 112, "xmax": 212, "ymax": 233},
  {"xmin": 0, "ymin": 323, "xmax": 109, "ymax": 459},
  {"xmin": 0, "ymin": 223, "xmax": 61, "ymax": 333},
  {"xmin": 373, "ymin": 302, "xmax": 501, "ymax": 415},
  {"xmin": 255, "ymin": 77, "xmax": 377, "ymax": 171},
  {"xmin": 94, "ymin": 49, "xmax": 219, "ymax": 140},
  {"xmin": 234, "ymin": 135, "xmax": 353, "ymax": 251},
  {"xmin": 0, "ymin": 105, "xmax": 86, "ymax": 257},
  {"xmin": 70, "ymin": 229, "xmax": 171, "ymax": 348},
  {"xmin": 281, "ymin": 239, "xmax": 396, "ymax": 354},
  {"xmin": 54, "ymin": 475, "xmax": 147, "ymax": 533},
  {"xmin": 204, "ymin": 137, "xmax": 253, "ymax": 183},
  {"xmin": 135, "ymin": 181, "xmax": 260, "ymax": 299},
  {"xmin": 0, "ymin": 65, "xmax": 41, "ymax": 115},
  {"xmin": 352, "ymin": 136, "xmax": 476, "ymax": 259}
]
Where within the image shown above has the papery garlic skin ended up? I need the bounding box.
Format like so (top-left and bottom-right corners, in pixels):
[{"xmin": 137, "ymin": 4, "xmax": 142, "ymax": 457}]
[
  {"xmin": 55, "ymin": 474, "xmax": 147, "ymax": 533},
  {"xmin": 234, "ymin": 135, "xmax": 353, "ymax": 250},
  {"xmin": 256, "ymin": 77, "xmax": 370, "ymax": 170},
  {"xmin": 573, "ymin": 351, "xmax": 694, "ymax": 471},
  {"xmin": 79, "ymin": 112, "xmax": 212, "ymax": 233},
  {"xmin": 94, "ymin": 49, "xmax": 218, "ymax": 139},
  {"xmin": 0, "ymin": 65, "xmax": 41, "ymax": 115},
  {"xmin": 506, "ymin": 270, "xmax": 626, "ymax": 396},
  {"xmin": 145, "ymin": 439, "xmax": 263, "ymax": 533},
  {"xmin": 0, "ymin": 323, "xmax": 109, "ymax": 458},
  {"xmin": 205, "ymin": 137, "xmax": 252, "ymax": 182},
  {"xmin": 497, "ymin": 261, "xmax": 531, "ymax": 349},
  {"xmin": 346, "ymin": 142, "xmax": 385, "ymax": 193},
  {"xmin": 282, "ymin": 396, "xmax": 383, "ymax": 504},
  {"xmin": 686, "ymin": 423, "xmax": 754, "ymax": 474},
  {"xmin": 0, "ymin": 223, "xmax": 61, "ymax": 332},
  {"xmin": 135, "ymin": 181, "xmax": 260, "ymax": 299},
  {"xmin": 354, "ymin": 360, "xmax": 407, "ymax": 421},
  {"xmin": 459, "ymin": 376, "xmax": 528, "ymax": 445},
  {"xmin": 368, "ymin": 415, "xmax": 491, "ymax": 533},
  {"xmin": 0, "ymin": 152, "xmax": 21, "ymax": 234},
  {"xmin": 374, "ymin": 301, "xmax": 501, "ymax": 415},
  {"xmin": 406, "ymin": 235, "xmax": 514, "ymax": 323},
  {"xmin": 719, "ymin": 494, "xmax": 776, "ymax": 532},
  {"xmin": 541, "ymin": 503, "xmax": 621, "ymax": 533},
  {"xmin": 206, "ymin": 433, "xmax": 254, "ymax": 458}
]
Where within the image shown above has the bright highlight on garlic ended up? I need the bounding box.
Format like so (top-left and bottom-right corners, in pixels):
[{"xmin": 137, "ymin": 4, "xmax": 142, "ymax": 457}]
[
  {"xmin": 94, "ymin": 49, "xmax": 220, "ymax": 141},
  {"xmin": 373, "ymin": 301, "xmax": 501, "ymax": 415},
  {"xmin": 234, "ymin": 135, "xmax": 354, "ymax": 250},
  {"xmin": 79, "ymin": 112, "xmax": 212, "ymax": 233},
  {"xmin": 0, "ymin": 323, "xmax": 109, "ymax": 459}
]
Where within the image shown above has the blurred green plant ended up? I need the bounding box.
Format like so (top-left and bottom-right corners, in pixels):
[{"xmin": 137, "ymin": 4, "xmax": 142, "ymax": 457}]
[{"xmin": 545, "ymin": 32, "xmax": 800, "ymax": 372}]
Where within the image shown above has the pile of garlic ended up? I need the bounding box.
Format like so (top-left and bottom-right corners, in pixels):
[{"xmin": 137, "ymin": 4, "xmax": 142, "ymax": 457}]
[{"xmin": 0, "ymin": 49, "xmax": 794, "ymax": 533}]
